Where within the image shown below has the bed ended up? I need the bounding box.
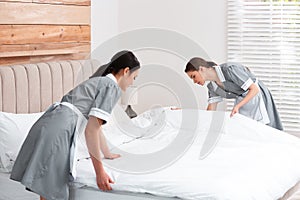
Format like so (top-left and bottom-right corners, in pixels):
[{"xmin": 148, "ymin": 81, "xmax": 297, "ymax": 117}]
[{"xmin": 1, "ymin": 60, "xmax": 300, "ymax": 200}]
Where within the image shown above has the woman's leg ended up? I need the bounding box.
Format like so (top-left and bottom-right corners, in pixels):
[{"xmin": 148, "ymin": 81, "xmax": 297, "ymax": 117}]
[{"xmin": 40, "ymin": 196, "xmax": 46, "ymax": 200}]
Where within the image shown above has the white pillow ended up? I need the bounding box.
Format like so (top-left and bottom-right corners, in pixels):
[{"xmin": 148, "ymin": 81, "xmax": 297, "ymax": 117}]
[{"xmin": 0, "ymin": 112, "xmax": 44, "ymax": 172}]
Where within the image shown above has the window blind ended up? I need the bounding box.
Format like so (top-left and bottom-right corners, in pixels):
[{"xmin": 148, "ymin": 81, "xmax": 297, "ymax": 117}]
[{"xmin": 227, "ymin": 0, "xmax": 300, "ymax": 135}]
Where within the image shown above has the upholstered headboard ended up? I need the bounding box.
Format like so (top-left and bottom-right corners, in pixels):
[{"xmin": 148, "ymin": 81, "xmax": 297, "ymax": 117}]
[{"xmin": 0, "ymin": 60, "xmax": 100, "ymax": 113}]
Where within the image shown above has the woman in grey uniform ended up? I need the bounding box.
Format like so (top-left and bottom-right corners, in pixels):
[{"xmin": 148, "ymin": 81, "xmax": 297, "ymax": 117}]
[
  {"xmin": 10, "ymin": 50, "xmax": 141, "ymax": 200},
  {"xmin": 184, "ymin": 57, "xmax": 283, "ymax": 130}
]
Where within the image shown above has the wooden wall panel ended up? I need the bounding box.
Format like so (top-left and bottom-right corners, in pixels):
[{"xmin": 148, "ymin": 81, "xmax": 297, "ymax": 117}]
[
  {"xmin": 33, "ymin": 0, "xmax": 90, "ymax": 6},
  {"xmin": 0, "ymin": 0, "xmax": 31, "ymax": 2},
  {"xmin": 0, "ymin": 0, "xmax": 90, "ymax": 5},
  {"xmin": 0, "ymin": 0, "xmax": 91, "ymax": 66},
  {"xmin": 0, "ymin": 53, "xmax": 90, "ymax": 66},
  {"xmin": 0, "ymin": 43, "xmax": 90, "ymax": 57},
  {"xmin": 0, "ymin": 25, "xmax": 90, "ymax": 45},
  {"xmin": 0, "ymin": 2, "xmax": 90, "ymax": 25}
]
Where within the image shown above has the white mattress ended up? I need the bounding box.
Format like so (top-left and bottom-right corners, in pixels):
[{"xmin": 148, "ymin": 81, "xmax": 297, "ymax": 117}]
[{"xmin": 74, "ymin": 109, "xmax": 300, "ymax": 200}]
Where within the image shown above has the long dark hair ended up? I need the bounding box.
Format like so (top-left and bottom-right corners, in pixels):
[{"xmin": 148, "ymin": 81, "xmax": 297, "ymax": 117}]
[
  {"xmin": 90, "ymin": 50, "xmax": 140, "ymax": 78},
  {"xmin": 184, "ymin": 57, "xmax": 216, "ymax": 73}
]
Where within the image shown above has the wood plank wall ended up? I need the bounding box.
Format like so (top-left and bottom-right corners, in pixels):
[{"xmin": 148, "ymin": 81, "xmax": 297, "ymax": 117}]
[{"xmin": 0, "ymin": 0, "xmax": 91, "ymax": 65}]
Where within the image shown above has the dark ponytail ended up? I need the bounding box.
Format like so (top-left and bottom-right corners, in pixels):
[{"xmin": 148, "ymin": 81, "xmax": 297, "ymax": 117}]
[
  {"xmin": 90, "ymin": 50, "xmax": 140, "ymax": 78},
  {"xmin": 184, "ymin": 57, "xmax": 216, "ymax": 73}
]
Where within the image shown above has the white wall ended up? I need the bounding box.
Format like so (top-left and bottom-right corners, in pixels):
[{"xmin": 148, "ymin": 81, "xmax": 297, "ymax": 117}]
[
  {"xmin": 91, "ymin": 0, "xmax": 227, "ymax": 113},
  {"xmin": 91, "ymin": 0, "xmax": 119, "ymax": 52},
  {"xmin": 118, "ymin": 0, "xmax": 227, "ymax": 63}
]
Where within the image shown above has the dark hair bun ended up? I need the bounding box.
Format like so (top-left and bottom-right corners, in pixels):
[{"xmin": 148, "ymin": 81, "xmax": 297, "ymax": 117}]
[{"xmin": 90, "ymin": 50, "xmax": 140, "ymax": 78}]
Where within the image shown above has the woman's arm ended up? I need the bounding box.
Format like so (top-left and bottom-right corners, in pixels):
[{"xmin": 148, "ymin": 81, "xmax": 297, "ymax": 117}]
[
  {"xmin": 99, "ymin": 128, "xmax": 120, "ymax": 159},
  {"xmin": 85, "ymin": 116, "xmax": 114, "ymax": 191},
  {"xmin": 230, "ymin": 83, "xmax": 259, "ymax": 117},
  {"xmin": 207, "ymin": 102, "xmax": 218, "ymax": 111}
]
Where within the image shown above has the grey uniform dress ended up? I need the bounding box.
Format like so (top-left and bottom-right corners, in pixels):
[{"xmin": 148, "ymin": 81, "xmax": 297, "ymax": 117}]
[
  {"xmin": 10, "ymin": 74, "xmax": 121, "ymax": 200},
  {"xmin": 207, "ymin": 62, "xmax": 283, "ymax": 130}
]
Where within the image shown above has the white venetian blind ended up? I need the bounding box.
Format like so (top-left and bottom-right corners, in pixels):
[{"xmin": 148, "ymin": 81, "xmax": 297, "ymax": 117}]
[{"xmin": 227, "ymin": 0, "xmax": 300, "ymax": 135}]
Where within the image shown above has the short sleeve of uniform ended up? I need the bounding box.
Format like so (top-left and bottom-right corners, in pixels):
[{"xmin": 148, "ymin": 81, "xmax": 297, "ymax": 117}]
[
  {"xmin": 207, "ymin": 82, "xmax": 223, "ymax": 104},
  {"xmin": 226, "ymin": 65, "xmax": 254, "ymax": 91},
  {"xmin": 88, "ymin": 83, "xmax": 120, "ymax": 124}
]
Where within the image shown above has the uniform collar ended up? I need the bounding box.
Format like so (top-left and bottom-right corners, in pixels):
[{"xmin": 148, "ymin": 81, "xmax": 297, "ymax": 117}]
[
  {"xmin": 214, "ymin": 65, "xmax": 226, "ymax": 82},
  {"xmin": 106, "ymin": 73, "xmax": 117, "ymax": 83}
]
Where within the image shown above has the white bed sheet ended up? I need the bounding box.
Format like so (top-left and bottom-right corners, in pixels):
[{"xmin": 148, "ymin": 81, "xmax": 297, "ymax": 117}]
[{"xmin": 74, "ymin": 109, "xmax": 300, "ymax": 200}]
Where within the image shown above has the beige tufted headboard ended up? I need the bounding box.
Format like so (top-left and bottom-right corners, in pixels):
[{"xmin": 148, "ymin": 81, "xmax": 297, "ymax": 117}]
[{"xmin": 0, "ymin": 60, "xmax": 100, "ymax": 113}]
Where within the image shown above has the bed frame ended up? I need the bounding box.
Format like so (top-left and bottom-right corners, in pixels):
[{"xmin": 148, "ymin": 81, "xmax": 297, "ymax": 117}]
[
  {"xmin": 0, "ymin": 60, "xmax": 299, "ymax": 200},
  {"xmin": 0, "ymin": 60, "xmax": 99, "ymax": 113}
]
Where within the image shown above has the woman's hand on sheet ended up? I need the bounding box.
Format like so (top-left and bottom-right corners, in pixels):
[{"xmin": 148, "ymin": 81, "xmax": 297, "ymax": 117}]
[
  {"xmin": 96, "ymin": 171, "xmax": 114, "ymax": 191},
  {"xmin": 230, "ymin": 105, "xmax": 240, "ymax": 117},
  {"xmin": 171, "ymin": 107, "xmax": 181, "ymax": 110},
  {"xmin": 104, "ymin": 153, "xmax": 121, "ymax": 160}
]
